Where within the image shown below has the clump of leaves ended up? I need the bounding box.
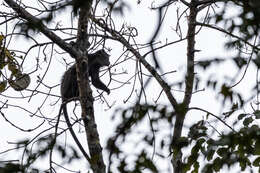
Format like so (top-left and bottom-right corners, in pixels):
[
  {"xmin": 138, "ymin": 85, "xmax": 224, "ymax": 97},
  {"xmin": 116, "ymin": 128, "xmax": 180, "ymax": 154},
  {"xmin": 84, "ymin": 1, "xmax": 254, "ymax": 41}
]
[
  {"xmin": 0, "ymin": 35, "xmax": 30, "ymax": 92},
  {"xmin": 184, "ymin": 112, "xmax": 260, "ymax": 173}
]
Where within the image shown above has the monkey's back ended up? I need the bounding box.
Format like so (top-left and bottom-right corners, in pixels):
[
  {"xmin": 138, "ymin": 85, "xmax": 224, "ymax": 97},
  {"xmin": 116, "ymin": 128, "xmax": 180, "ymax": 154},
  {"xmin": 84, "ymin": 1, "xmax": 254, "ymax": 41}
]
[
  {"xmin": 61, "ymin": 65, "xmax": 79, "ymax": 100},
  {"xmin": 60, "ymin": 49, "xmax": 110, "ymax": 100}
]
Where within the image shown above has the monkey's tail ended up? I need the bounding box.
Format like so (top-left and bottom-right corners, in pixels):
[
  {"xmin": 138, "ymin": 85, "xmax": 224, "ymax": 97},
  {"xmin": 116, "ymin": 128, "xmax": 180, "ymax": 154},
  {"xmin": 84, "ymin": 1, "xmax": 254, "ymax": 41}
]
[{"xmin": 62, "ymin": 103, "xmax": 91, "ymax": 162}]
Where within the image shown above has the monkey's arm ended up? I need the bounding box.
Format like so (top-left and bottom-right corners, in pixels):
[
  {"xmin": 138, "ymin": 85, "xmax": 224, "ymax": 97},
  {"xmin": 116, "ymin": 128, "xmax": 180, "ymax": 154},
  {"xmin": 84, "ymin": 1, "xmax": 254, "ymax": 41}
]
[{"xmin": 90, "ymin": 68, "xmax": 110, "ymax": 94}]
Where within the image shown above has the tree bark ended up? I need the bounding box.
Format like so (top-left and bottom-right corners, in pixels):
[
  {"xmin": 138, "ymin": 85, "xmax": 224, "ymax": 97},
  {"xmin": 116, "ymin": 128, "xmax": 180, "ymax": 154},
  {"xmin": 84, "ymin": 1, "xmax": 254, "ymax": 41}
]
[
  {"xmin": 171, "ymin": 1, "xmax": 198, "ymax": 172},
  {"xmin": 74, "ymin": 2, "xmax": 106, "ymax": 173},
  {"xmin": 3, "ymin": 0, "xmax": 106, "ymax": 172}
]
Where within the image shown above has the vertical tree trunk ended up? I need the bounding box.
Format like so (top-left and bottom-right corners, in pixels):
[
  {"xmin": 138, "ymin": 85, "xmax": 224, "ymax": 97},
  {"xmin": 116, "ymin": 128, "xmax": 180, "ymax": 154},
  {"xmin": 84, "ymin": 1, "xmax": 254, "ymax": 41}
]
[
  {"xmin": 171, "ymin": 1, "xmax": 198, "ymax": 172},
  {"xmin": 75, "ymin": 2, "xmax": 106, "ymax": 173}
]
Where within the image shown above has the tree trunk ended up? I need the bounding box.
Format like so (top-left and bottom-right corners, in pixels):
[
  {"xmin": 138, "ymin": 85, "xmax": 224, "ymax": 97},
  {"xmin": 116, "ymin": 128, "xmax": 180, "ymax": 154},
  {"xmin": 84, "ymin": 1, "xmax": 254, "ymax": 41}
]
[
  {"xmin": 74, "ymin": 2, "xmax": 106, "ymax": 173},
  {"xmin": 171, "ymin": 1, "xmax": 198, "ymax": 172}
]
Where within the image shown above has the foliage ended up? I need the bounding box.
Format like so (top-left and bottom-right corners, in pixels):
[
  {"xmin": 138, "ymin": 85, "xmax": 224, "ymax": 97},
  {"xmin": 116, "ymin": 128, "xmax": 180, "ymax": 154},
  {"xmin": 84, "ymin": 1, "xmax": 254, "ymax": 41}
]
[
  {"xmin": 186, "ymin": 117, "xmax": 260, "ymax": 173},
  {"xmin": 106, "ymin": 103, "xmax": 260, "ymax": 172},
  {"xmin": 0, "ymin": 35, "xmax": 30, "ymax": 92},
  {"xmin": 0, "ymin": 136, "xmax": 80, "ymax": 173},
  {"xmin": 215, "ymin": 0, "xmax": 260, "ymax": 43},
  {"xmin": 1, "ymin": 0, "xmax": 260, "ymax": 172}
]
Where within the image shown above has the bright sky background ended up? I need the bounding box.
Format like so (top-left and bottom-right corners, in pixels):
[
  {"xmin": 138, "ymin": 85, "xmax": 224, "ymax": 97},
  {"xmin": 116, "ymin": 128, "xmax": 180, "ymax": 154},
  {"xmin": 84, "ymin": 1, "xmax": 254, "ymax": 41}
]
[{"xmin": 0, "ymin": 0, "xmax": 257, "ymax": 172}]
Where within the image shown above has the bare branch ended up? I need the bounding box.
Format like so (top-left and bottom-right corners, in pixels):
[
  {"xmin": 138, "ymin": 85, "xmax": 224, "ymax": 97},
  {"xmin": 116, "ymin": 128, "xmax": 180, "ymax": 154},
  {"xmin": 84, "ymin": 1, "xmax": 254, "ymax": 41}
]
[
  {"xmin": 196, "ymin": 22, "xmax": 260, "ymax": 51},
  {"xmin": 3, "ymin": 0, "xmax": 79, "ymax": 58},
  {"xmin": 90, "ymin": 16, "xmax": 179, "ymax": 110}
]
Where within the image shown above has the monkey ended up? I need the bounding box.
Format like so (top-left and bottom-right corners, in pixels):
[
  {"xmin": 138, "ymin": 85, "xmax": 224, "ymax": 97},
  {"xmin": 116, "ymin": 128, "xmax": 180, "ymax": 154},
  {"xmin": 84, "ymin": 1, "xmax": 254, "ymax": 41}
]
[
  {"xmin": 60, "ymin": 49, "xmax": 110, "ymax": 159},
  {"xmin": 61, "ymin": 49, "xmax": 110, "ymax": 100}
]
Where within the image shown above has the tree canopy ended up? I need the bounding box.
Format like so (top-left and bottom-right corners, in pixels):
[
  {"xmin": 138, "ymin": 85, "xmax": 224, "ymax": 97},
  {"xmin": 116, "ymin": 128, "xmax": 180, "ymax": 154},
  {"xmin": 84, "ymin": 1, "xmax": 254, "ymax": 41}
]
[{"xmin": 0, "ymin": 0, "xmax": 260, "ymax": 172}]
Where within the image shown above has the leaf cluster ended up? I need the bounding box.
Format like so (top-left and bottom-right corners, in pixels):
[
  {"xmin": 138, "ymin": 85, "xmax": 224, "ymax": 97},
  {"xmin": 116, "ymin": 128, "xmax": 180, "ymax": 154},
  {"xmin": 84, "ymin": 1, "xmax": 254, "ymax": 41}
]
[
  {"xmin": 0, "ymin": 135, "xmax": 80, "ymax": 173},
  {"xmin": 184, "ymin": 114, "xmax": 260, "ymax": 173},
  {"xmin": 108, "ymin": 104, "xmax": 175, "ymax": 173},
  {"xmin": 108, "ymin": 102, "xmax": 260, "ymax": 172},
  {"xmin": 215, "ymin": 0, "xmax": 260, "ymax": 41},
  {"xmin": 0, "ymin": 35, "xmax": 30, "ymax": 92}
]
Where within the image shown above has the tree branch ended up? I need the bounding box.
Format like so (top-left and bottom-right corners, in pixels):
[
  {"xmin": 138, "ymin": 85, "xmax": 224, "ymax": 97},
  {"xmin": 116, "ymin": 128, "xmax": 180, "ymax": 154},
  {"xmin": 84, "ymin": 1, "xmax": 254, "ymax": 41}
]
[
  {"xmin": 74, "ymin": 2, "xmax": 106, "ymax": 173},
  {"xmin": 90, "ymin": 16, "xmax": 179, "ymax": 111},
  {"xmin": 189, "ymin": 107, "xmax": 236, "ymax": 132},
  {"xmin": 3, "ymin": 0, "xmax": 79, "ymax": 58},
  {"xmin": 171, "ymin": 1, "xmax": 198, "ymax": 172},
  {"xmin": 196, "ymin": 22, "xmax": 260, "ymax": 51},
  {"xmin": 4, "ymin": 1, "xmax": 106, "ymax": 172}
]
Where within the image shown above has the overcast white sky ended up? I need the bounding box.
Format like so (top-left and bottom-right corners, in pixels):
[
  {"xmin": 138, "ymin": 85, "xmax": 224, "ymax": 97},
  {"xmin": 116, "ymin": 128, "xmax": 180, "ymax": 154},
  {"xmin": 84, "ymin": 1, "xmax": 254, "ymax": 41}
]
[{"xmin": 0, "ymin": 1, "xmax": 257, "ymax": 172}]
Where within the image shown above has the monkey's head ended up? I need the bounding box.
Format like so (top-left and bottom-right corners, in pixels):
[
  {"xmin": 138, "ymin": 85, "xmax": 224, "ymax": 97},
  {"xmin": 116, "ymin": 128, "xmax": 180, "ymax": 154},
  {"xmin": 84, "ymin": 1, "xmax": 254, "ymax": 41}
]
[{"xmin": 95, "ymin": 49, "xmax": 110, "ymax": 67}]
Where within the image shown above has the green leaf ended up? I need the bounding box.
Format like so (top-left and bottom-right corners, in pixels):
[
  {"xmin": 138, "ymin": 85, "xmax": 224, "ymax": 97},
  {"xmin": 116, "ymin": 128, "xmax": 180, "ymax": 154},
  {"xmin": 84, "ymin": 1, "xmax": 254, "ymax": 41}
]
[
  {"xmin": 213, "ymin": 157, "xmax": 222, "ymax": 171},
  {"xmin": 253, "ymin": 110, "xmax": 260, "ymax": 119},
  {"xmin": 232, "ymin": 57, "xmax": 247, "ymax": 68},
  {"xmin": 0, "ymin": 80, "xmax": 7, "ymax": 93},
  {"xmin": 206, "ymin": 149, "xmax": 215, "ymax": 161},
  {"xmin": 220, "ymin": 84, "xmax": 233, "ymax": 103},
  {"xmin": 243, "ymin": 117, "xmax": 253, "ymax": 126},
  {"xmin": 253, "ymin": 157, "xmax": 260, "ymax": 167},
  {"xmin": 191, "ymin": 161, "xmax": 199, "ymax": 173},
  {"xmin": 239, "ymin": 157, "xmax": 248, "ymax": 171},
  {"xmin": 216, "ymin": 147, "xmax": 228, "ymax": 157},
  {"xmin": 254, "ymin": 141, "xmax": 260, "ymax": 155},
  {"xmin": 238, "ymin": 113, "xmax": 247, "ymax": 120}
]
